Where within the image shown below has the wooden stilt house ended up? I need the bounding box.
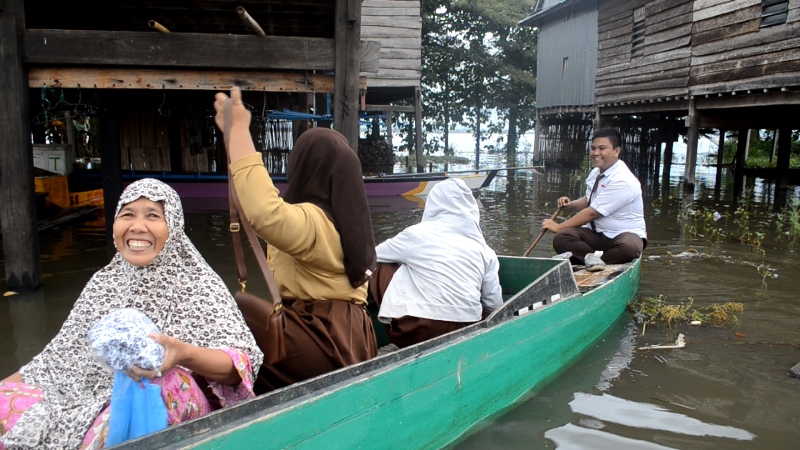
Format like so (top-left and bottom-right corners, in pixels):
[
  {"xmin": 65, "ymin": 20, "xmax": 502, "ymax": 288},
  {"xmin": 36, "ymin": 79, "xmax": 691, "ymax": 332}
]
[
  {"xmin": 1, "ymin": 0, "xmax": 391, "ymax": 289},
  {"xmin": 521, "ymin": 0, "xmax": 800, "ymax": 201}
]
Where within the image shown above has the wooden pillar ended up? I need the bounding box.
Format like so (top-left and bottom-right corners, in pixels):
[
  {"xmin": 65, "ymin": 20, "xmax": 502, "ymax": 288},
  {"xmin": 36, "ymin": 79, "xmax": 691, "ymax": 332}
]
[
  {"xmin": 386, "ymin": 111, "xmax": 393, "ymax": 150},
  {"xmin": 334, "ymin": 0, "xmax": 361, "ymax": 152},
  {"xmin": 715, "ymin": 129, "xmax": 726, "ymax": 199},
  {"xmin": 414, "ymin": 86, "xmax": 424, "ymax": 173},
  {"xmin": 683, "ymin": 98, "xmax": 698, "ymax": 189},
  {"xmin": 733, "ymin": 129, "xmax": 748, "ymax": 200},
  {"xmin": 533, "ymin": 109, "xmax": 541, "ymax": 164},
  {"xmin": 638, "ymin": 128, "xmax": 648, "ymax": 174},
  {"xmin": 662, "ymin": 134, "xmax": 674, "ymax": 181},
  {"xmin": 100, "ymin": 114, "xmax": 122, "ymax": 260},
  {"xmin": 776, "ymin": 127, "xmax": 792, "ymax": 191},
  {"xmin": 0, "ymin": 0, "xmax": 42, "ymax": 290}
]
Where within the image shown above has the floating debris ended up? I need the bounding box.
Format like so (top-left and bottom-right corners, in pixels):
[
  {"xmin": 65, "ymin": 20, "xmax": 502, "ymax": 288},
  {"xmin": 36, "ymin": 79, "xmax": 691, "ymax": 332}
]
[
  {"xmin": 639, "ymin": 333, "xmax": 686, "ymax": 350},
  {"xmin": 629, "ymin": 295, "xmax": 744, "ymax": 332},
  {"xmin": 690, "ymin": 320, "xmax": 702, "ymax": 326},
  {"xmin": 3, "ymin": 291, "xmax": 18, "ymax": 297},
  {"xmin": 789, "ymin": 362, "xmax": 800, "ymax": 379}
]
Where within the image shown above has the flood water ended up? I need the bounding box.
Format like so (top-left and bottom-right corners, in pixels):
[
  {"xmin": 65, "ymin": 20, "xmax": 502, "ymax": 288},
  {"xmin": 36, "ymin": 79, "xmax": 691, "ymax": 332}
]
[{"xmin": 2, "ymin": 157, "xmax": 800, "ymax": 449}]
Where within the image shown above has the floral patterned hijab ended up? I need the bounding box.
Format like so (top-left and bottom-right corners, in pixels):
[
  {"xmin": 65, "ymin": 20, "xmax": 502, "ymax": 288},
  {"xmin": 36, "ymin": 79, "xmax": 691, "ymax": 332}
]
[{"xmin": 5, "ymin": 179, "xmax": 262, "ymax": 450}]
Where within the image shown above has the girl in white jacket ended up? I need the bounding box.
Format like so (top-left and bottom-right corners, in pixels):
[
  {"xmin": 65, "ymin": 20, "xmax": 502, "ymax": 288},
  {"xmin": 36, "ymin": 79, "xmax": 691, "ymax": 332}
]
[{"xmin": 369, "ymin": 178, "xmax": 503, "ymax": 348}]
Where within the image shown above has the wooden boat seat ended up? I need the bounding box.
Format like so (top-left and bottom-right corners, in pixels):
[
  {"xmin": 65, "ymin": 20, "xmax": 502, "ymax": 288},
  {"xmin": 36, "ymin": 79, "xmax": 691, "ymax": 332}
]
[{"xmin": 573, "ymin": 263, "xmax": 631, "ymax": 293}]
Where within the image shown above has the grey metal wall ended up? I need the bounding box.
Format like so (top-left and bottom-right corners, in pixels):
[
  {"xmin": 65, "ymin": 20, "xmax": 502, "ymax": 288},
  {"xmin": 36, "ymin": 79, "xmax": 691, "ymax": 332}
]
[{"xmin": 536, "ymin": 0, "xmax": 598, "ymax": 109}]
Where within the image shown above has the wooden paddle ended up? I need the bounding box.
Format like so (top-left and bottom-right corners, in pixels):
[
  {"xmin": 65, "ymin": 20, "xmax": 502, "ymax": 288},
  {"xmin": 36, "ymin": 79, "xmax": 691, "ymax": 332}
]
[{"xmin": 523, "ymin": 206, "xmax": 563, "ymax": 257}]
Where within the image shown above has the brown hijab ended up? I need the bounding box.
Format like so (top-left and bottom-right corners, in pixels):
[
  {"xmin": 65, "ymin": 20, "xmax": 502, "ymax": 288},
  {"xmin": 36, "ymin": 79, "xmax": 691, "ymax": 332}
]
[{"xmin": 284, "ymin": 128, "xmax": 377, "ymax": 288}]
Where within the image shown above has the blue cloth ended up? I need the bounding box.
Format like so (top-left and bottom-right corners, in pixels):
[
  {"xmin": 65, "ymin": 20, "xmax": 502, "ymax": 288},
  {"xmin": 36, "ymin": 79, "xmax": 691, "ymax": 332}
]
[{"xmin": 106, "ymin": 371, "xmax": 168, "ymax": 446}]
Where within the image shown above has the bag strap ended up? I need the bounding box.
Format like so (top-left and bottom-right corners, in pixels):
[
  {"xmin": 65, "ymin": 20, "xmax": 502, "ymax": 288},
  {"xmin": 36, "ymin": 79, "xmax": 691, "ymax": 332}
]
[{"xmin": 223, "ymin": 98, "xmax": 282, "ymax": 306}]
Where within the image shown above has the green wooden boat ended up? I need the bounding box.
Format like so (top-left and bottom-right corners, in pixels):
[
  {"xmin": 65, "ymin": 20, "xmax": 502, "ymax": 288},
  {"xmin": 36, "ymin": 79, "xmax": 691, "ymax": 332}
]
[{"xmin": 116, "ymin": 256, "xmax": 641, "ymax": 450}]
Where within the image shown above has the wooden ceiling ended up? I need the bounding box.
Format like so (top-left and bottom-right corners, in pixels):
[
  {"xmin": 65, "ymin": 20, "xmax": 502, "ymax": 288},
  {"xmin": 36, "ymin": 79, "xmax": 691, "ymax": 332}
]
[{"xmin": 24, "ymin": 1, "xmax": 337, "ymax": 38}]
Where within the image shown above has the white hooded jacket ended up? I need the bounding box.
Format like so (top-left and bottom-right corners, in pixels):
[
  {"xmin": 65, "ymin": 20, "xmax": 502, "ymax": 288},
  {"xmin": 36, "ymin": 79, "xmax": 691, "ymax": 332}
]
[{"xmin": 375, "ymin": 178, "xmax": 503, "ymax": 323}]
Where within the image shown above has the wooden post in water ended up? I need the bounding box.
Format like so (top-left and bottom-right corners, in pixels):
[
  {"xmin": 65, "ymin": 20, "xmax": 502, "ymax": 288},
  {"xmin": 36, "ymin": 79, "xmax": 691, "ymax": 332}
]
[
  {"xmin": 775, "ymin": 127, "xmax": 792, "ymax": 207},
  {"xmin": 414, "ymin": 86, "xmax": 424, "ymax": 173},
  {"xmin": 662, "ymin": 134, "xmax": 674, "ymax": 185},
  {"xmin": 733, "ymin": 129, "xmax": 748, "ymax": 200},
  {"xmin": 715, "ymin": 129, "xmax": 726, "ymax": 200},
  {"xmin": 334, "ymin": 0, "xmax": 361, "ymax": 152},
  {"xmin": 683, "ymin": 98, "xmax": 698, "ymax": 190},
  {"xmin": 386, "ymin": 111, "xmax": 393, "ymax": 151},
  {"xmin": 533, "ymin": 110, "xmax": 541, "ymax": 164},
  {"xmin": 100, "ymin": 114, "xmax": 122, "ymax": 260},
  {"xmin": 0, "ymin": 0, "xmax": 43, "ymax": 290}
]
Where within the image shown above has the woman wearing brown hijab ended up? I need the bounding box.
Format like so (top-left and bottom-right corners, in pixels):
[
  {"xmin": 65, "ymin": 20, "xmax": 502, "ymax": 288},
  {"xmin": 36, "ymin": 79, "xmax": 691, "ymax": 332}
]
[{"xmin": 214, "ymin": 88, "xmax": 378, "ymax": 393}]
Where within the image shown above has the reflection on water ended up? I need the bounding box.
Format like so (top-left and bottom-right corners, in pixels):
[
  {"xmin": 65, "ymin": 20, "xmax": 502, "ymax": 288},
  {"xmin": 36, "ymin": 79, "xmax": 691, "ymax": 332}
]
[
  {"xmin": 1, "ymin": 158, "xmax": 800, "ymax": 450},
  {"xmin": 568, "ymin": 393, "xmax": 755, "ymax": 440},
  {"xmin": 545, "ymin": 424, "xmax": 676, "ymax": 450}
]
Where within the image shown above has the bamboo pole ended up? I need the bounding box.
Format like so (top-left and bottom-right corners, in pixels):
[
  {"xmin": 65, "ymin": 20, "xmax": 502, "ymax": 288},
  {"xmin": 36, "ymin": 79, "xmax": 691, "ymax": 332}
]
[
  {"xmin": 148, "ymin": 20, "xmax": 170, "ymax": 33},
  {"xmin": 237, "ymin": 6, "xmax": 266, "ymax": 36}
]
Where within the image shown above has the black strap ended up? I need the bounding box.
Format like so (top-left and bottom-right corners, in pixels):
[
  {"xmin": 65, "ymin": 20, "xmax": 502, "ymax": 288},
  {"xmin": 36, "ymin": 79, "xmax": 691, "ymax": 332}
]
[{"xmin": 588, "ymin": 174, "xmax": 605, "ymax": 232}]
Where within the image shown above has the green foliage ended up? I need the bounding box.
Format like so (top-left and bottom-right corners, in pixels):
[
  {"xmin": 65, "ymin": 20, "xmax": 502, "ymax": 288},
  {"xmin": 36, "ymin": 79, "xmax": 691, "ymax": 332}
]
[
  {"xmin": 722, "ymin": 130, "xmax": 800, "ymax": 169},
  {"xmin": 629, "ymin": 295, "xmax": 743, "ymax": 331},
  {"xmin": 775, "ymin": 198, "xmax": 800, "ymax": 249},
  {"xmin": 420, "ymin": 0, "xmax": 538, "ymax": 157}
]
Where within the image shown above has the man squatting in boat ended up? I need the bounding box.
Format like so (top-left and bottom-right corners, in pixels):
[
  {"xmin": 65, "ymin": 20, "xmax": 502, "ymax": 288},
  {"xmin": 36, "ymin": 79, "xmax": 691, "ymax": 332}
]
[{"xmin": 540, "ymin": 127, "xmax": 647, "ymax": 267}]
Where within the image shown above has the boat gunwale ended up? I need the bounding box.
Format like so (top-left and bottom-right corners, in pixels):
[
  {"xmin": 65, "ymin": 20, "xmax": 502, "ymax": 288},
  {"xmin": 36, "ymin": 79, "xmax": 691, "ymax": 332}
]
[{"xmin": 114, "ymin": 258, "xmax": 640, "ymax": 449}]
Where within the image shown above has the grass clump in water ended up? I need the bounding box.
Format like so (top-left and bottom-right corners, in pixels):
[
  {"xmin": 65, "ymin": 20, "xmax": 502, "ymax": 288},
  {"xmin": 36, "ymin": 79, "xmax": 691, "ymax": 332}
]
[
  {"xmin": 775, "ymin": 198, "xmax": 800, "ymax": 249},
  {"xmin": 629, "ymin": 295, "xmax": 744, "ymax": 333}
]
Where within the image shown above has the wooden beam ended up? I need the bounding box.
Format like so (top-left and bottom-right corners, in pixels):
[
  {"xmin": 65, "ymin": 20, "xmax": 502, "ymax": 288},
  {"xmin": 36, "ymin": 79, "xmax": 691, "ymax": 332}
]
[
  {"xmin": 365, "ymin": 104, "xmax": 415, "ymax": 112},
  {"xmin": 23, "ymin": 30, "xmax": 380, "ymax": 74},
  {"xmin": 776, "ymin": 126, "xmax": 792, "ymax": 190},
  {"xmin": 734, "ymin": 129, "xmax": 748, "ymax": 199},
  {"xmin": 0, "ymin": 0, "xmax": 42, "ymax": 289},
  {"xmin": 414, "ymin": 86, "xmax": 424, "ymax": 173},
  {"xmin": 334, "ymin": 0, "xmax": 362, "ymax": 151},
  {"xmin": 28, "ymin": 67, "xmax": 367, "ymax": 92},
  {"xmin": 684, "ymin": 98, "xmax": 699, "ymax": 189}
]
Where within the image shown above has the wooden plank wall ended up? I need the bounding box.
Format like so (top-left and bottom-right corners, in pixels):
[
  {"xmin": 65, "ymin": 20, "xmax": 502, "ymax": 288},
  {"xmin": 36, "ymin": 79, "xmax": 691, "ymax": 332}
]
[
  {"xmin": 361, "ymin": 0, "xmax": 421, "ymax": 88},
  {"xmin": 118, "ymin": 104, "xmax": 171, "ymax": 171},
  {"xmin": 690, "ymin": 0, "xmax": 800, "ymax": 95},
  {"xmin": 595, "ymin": 0, "xmax": 692, "ymax": 104},
  {"xmin": 118, "ymin": 103, "xmax": 212, "ymax": 172}
]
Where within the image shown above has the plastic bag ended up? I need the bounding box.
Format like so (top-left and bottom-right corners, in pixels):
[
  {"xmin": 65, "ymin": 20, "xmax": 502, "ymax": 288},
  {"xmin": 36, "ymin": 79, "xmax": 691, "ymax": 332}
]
[
  {"xmin": 107, "ymin": 371, "xmax": 169, "ymax": 446},
  {"xmin": 88, "ymin": 308, "xmax": 165, "ymax": 372}
]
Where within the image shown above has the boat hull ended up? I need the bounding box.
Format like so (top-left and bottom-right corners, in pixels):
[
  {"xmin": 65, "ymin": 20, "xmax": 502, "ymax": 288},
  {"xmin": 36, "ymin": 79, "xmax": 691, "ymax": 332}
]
[{"xmin": 118, "ymin": 257, "xmax": 640, "ymax": 450}]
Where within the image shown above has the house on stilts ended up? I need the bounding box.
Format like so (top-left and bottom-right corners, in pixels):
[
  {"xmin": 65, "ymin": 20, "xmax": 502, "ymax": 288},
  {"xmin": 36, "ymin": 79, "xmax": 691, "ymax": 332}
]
[
  {"xmin": 521, "ymin": 0, "xmax": 800, "ymax": 205},
  {"xmin": 0, "ymin": 0, "xmax": 422, "ymax": 289}
]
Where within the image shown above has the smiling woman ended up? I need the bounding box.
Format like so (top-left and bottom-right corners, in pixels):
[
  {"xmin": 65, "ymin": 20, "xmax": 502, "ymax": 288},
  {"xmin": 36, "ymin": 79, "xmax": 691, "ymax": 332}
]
[
  {"xmin": 113, "ymin": 198, "xmax": 169, "ymax": 267},
  {"xmin": 0, "ymin": 179, "xmax": 262, "ymax": 450}
]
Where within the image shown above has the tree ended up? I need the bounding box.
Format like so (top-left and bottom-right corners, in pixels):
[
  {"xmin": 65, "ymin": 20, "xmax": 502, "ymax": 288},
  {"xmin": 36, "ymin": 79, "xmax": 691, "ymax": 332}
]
[{"xmin": 420, "ymin": 0, "xmax": 538, "ymax": 166}]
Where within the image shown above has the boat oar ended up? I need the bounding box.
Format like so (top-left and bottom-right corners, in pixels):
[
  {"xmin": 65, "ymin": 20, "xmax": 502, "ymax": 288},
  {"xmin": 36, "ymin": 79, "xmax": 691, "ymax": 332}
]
[{"xmin": 523, "ymin": 206, "xmax": 563, "ymax": 257}]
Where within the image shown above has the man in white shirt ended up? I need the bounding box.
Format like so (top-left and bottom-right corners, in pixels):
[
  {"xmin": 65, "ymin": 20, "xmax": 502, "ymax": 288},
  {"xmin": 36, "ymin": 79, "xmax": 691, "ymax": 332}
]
[
  {"xmin": 369, "ymin": 178, "xmax": 503, "ymax": 348},
  {"xmin": 541, "ymin": 128, "xmax": 647, "ymax": 265}
]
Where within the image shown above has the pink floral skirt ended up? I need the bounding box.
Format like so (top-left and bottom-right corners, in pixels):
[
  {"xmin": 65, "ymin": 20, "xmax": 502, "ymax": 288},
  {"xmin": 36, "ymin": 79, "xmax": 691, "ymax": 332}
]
[{"xmin": 1, "ymin": 348, "xmax": 254, "ymax": 449}]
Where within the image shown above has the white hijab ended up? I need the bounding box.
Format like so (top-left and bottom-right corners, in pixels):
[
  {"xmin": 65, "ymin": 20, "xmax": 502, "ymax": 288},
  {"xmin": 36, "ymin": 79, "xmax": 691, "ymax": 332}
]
[{"xmin": 375, "ymin": 178, "xmax": 503, "ymax": 323}]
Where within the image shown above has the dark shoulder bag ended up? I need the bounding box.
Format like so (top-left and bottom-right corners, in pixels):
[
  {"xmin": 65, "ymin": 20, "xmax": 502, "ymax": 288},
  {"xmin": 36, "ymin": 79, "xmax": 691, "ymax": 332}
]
[{"xmin": 222, "ymin": 98, "xmax": 285, "ymax": 366}]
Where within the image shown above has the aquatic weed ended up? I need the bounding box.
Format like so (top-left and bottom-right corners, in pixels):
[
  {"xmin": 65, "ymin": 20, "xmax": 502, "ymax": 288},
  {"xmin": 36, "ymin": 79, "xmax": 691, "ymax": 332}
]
[
  {"xmin": 628, "ymin": 295, "xmax": 744, "ymax": 333},
  {"xmin": 775, "ymin": 198, "xmax": 800, "ymax": 249}
]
